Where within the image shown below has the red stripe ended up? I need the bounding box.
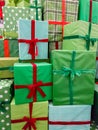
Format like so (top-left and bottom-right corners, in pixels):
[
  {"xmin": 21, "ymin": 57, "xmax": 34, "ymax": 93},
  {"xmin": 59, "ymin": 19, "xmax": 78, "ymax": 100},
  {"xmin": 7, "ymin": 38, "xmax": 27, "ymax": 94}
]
[
  {"xmin": 96, "ymin": 82, "xmax": 98, "ymax": 84},
  {"xmin": 89, "ymin": 0, "xmax": 92, "ymax": 22},
  {"xmin": 96, "ymin": 57, "xmax": 98, "ymax": 60},
  {"xmin": 4, "ymin": 39, "xmax": 10, "ymax": 57},
  {"xmin": 49, "ymin": 121, "xmax": 91, "ymax": 125},
  {"xmin": 48, "ymin": 21, "xmax": 69, "ymax": 25},
  {"xmin": 55, "ymin": 41, "xmax": 58, "ymax": 49}
]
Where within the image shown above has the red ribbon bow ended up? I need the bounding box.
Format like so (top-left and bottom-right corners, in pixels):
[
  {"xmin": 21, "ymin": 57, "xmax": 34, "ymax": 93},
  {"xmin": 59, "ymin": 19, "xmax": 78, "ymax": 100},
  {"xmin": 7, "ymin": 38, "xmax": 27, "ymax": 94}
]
[
  {"xmin": 27, "ymin": 81, "xmax": 46, "ymax": 99},
  {"xmin": 22, "ymin": 117, "xmax": 36, "ymax": 130}
]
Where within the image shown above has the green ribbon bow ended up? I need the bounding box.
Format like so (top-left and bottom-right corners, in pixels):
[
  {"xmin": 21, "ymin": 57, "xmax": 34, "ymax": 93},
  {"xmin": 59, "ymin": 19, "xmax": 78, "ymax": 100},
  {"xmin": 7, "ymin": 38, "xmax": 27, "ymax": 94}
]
[
  {"xmin": 53, "ymin": 51, "xmax": 95, "ymax": 104},
  {"xmin": 0, "ymin": 101, "xmax": 10, "ymax": 112}
]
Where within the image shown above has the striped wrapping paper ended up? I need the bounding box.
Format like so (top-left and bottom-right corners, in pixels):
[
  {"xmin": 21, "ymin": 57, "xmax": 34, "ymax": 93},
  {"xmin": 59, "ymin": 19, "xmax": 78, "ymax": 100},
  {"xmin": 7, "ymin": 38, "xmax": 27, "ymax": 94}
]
[{"xmin": 43, "ymin": 0, "xmax": 79, "ymax": 42}]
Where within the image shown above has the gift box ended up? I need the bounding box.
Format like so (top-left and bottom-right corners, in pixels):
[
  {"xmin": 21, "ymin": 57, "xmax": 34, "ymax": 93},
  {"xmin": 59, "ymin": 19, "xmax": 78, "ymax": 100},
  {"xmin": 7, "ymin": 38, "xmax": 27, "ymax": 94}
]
[
  {"xmin": 11, "ymin": 100, "xmax": 48, "ymax": 130},
  {"xmin": 0, "ymin": 57, "xmax": 19, "ymax": 78},
  {"xmin": 0, "ymin": 79, "xmax": 13, "ymax": 130},
  {"xmin": 96, "ymin": 58, "xmax": 98, "ymax": 79},
  {"xmin": 14, "ymin": 62, "xmax": 52, "ymax": 104},
  {"xmin": 3, "ymin": 6, "xmax": 42, "ymax": 39},
  {"xmin": 49, "ymin": 103, "xmax": 91, "ymax": 130},
  {"xmin": 51, "ymin": 50, "xmax": 96, "ymax": 105},
  {"xmin": 18, "ymin": 19, "xmax": 48, "ymax": 60},
  {"xmin": 62, "ymin": 20, "xmax": 98, "ymax": 51},
  {"xmin": 5, "ymin": 0, "xmax": 16, "ymax": 6},
  {"xmin": 0, "ymin": 39, "xmax": 19, "ymax": 57},
  {"xmin": 43, "ymin": 0, "xmax": 79, "ymax": 41},
  {"xmin": 79, "ymin": 0, "xmax": 98, "ymax": 24}
]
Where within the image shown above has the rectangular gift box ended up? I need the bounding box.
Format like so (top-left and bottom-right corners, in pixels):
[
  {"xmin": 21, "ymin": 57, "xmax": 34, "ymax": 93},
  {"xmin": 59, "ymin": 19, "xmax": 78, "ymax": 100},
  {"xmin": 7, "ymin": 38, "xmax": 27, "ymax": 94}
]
[
  {"xmin": 0, "ymin": 57, "xmax": 19, "ymax": 78},
  {"xmin": 49, "ymin": 103, "xmax": 91, "ymax": 130},
  {"xmin": 62, "ymin": 20, "xmax": 98, "ymax": 51},
  {"xmin": 43, "ymin": 0, "xmax": 79, "ymax": 41},
  {"xmin": 11, "ymin": 99, "xmax": 48, "ymax": 130},
  {"xmin": 51, "ymin": 50, "xmax": 96, "ymax": 105},
  {"xmin": 0, "ymin": 79, "xmax": 13, "ymax": 130},
  {"xmin": 18, "ymin": 19, "xmax": 48, "ymax": 60},
  {"xmin": 0, "ymin": 39, "xmax": 19, "ymax": 57},
  {"xmin": 14, "ymin": 62, "xmax": 52, "ymax": 104},
  {"xmin": 79, "ymin": 0, "xmax": 98, "ymax": 24},
  {"xmin": 3, "ymin": 6, "xmax": 42, "ymax": 39}
]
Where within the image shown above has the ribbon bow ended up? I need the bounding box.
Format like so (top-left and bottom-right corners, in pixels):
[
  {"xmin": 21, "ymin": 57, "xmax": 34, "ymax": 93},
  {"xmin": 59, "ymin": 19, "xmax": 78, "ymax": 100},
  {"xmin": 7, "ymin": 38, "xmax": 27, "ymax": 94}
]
[
  {"xmin": 22, "ymin": 117, "xmax": 36, "ymax": 130},
  {"xmin": 27, "ymin": 81, "xmax": 46, "ymax": 99},
  {"xmin": 0, "ymin": 102, "xmax": 6, "ymax": 112}
]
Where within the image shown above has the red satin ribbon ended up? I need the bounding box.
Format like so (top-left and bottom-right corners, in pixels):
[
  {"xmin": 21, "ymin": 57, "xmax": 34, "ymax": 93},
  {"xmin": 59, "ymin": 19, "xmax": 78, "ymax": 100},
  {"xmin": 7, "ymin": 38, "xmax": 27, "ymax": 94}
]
[
  {"xmin": 4, "ymin": 39, "xmax": 10, "ymax": 57},
  {"xmin": 96, "ymin": 57, "xmax": 98, "ymax": 60},
  {"xmin": 18, "ymin": 20, "xmax": 48, "ymax": 59},
  {"xmin": 89, "ymin": 0, "xmax": 92, "ymax": 22},
  {"xmin": 0, "ymin": 0, "xmax": 5, "ymax": 19},
  {"xmin": 49, "ymin": 121, "xmax": 91, "ymax": 125}
]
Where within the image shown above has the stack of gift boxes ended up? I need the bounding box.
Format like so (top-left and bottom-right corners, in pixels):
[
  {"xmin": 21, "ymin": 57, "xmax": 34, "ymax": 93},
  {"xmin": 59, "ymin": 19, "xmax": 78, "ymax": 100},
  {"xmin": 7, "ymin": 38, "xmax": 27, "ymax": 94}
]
[{"xmin": 0, "ymin": 0, "xmax": 98, "ymax": 130}]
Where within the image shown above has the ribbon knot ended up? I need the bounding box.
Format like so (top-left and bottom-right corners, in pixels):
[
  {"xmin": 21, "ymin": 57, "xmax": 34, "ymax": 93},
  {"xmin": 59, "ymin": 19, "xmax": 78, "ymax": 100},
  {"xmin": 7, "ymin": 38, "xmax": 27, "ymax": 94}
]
[
  {"xmin": 84, "ymin": 35, "xmax": 90, "ymax": 42},
  {"xmin": 27, "ymin": 81, "xmax": 46, "ymax": 99},
  {"xmin": 0, "ymin": 102, "xmax": 6, "ymax": 112},
  {"xmin": 22, "ymin": 117, "xmax": 36, "ymax": 130}
]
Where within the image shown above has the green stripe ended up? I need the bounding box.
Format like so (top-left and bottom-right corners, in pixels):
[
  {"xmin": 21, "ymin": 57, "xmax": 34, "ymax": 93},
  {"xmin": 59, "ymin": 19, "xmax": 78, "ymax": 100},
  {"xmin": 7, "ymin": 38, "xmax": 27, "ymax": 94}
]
[{"xmin": 0, "ymin": 66, "xmax": 14, "ymax": 72}]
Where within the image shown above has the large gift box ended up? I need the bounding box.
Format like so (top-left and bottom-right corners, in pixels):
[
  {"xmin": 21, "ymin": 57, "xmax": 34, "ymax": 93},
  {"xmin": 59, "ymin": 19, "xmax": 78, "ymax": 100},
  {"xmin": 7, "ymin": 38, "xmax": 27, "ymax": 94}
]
[
  {"xmin": 0, "ymin": 57, "xmax": 19, "ymax": 78},
  {"xmin": 3, "ymin": 6, "xmax": 42, "ymax": 39},
  {"xmin": 0, "ymin": 79, "xmax": 13, "ymax": 130},
  {"xmin": 51, "ymin": 50, "xmax": 96, "ymax": 105},
  {"xmin": 0, "ymin": 39, "xmax": 19, "ymax": 57},
  {"xmin": 49, "ymin": 103, "xmax": 91, "ymax": 130},
  {"xmin": 18, "ymin": 19, "xmax": 48, "ymax": 60},
  {"xmin": 62, "ymin": 20, "xmax": 98, "ymax": 51},
  {"xmin": 14, "ymin": 62, "xmax": 52, "ymax": 104},
  {"xmin": 79, "ymin": 0, "xmax": 98, "ymax": 24},
  {"xmin": 11, "ymin": 100, "xmax": 48, "ymax": 130},
  {"xmin": 43, "ymin": 0, "xmax": 79, "ymax": 41}
]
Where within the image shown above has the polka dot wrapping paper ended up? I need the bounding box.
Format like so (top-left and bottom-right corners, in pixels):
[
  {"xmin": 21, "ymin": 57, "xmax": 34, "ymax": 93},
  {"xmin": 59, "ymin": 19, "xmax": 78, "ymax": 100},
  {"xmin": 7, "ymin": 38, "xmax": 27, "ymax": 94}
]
[{"xmin": 0, "ymin": 79, "xmax": 13, "ymax": 130}]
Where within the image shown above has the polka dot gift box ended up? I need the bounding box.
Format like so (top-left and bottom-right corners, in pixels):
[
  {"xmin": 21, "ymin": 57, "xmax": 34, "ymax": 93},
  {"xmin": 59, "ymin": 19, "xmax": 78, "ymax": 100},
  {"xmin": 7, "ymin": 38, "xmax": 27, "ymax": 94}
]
[{"xmin": 0, "ymin": 79, "xmax": 13, "ymax": 130}]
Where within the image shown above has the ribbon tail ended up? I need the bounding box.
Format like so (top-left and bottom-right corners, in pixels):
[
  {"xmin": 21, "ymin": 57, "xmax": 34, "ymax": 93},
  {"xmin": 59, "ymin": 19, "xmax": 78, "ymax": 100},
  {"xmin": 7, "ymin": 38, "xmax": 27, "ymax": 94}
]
[
  {"xmin": 27, "ymin": 90, "xmax": 35, "ymax": 99},
  {"xmin": 37, "ymin": 87, "xmax": 46, "ymax": 97},
  {"xmin": 22, "ymin": 122, "xmax": 30, "ymax": 130}
]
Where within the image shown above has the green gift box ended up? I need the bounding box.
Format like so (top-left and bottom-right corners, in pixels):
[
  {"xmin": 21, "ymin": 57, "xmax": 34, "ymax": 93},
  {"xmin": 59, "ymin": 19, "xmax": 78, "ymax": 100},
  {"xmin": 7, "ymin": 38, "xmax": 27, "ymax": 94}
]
[
  {"xmin": 0, "ymin": 79, "xmax": 13, "ymax": 130},
  {"xmin": 3, "ymin": 6, "xmax": 42, "ymax": 39},
  {"xmin": 62, "ymin": 20, "xmax": 98, "ymax": 51},
  {"xmin": 51, "ymin": 50, "xmax": 96, "ymax": 105},
  {"xmin": 0, "ymin": 57, "xmax": 19, "ymax": 79},
  {"xmin": 11, "ymin": 99, "xmax": 48, "ymax": 130},
  {"xmin": 14, "ymin": 62, "xmax": 52, "ymax": 104},
  {"xmin": 79, "ymin": 0, "xmax": 98, "ymax": 24},
  {"xmin": 0, "ymin": 39, "xmax": 19, "ymax": 57}
]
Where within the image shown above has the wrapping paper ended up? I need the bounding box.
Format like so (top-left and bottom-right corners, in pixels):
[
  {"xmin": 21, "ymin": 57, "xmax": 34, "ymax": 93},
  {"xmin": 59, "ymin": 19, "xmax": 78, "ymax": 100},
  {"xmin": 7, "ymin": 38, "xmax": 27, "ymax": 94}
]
[
  {"xmin": 14, "ymin": 62, "xmax": 52, "ymax": 104},
  {"xmin": 49, "ymin": 103, "xmax": 91, "ymax": 130},
  {"xmin": 79, "ymin": 0, "xmax": 98, "ymax": 24},
  {"xmin": 62, "ymin": 20, "xmax": 98, "ymax": 51},
  {"xmin": 16, "ymin": 0, "xmax": 30, "ymax": 7},
  {"xmin": 51, "ymin": 50, "xmax": 96, "ymax": 105},
  {"xmin": 43, "ymin": 0, "xmax": 79, "ymax": 41},
  {"xmin": 0, "ymin": 79, "xmax": 13, "ymax": 130},
  {"xmin": 18, "ymin": 19, "xmax": 48, "ymax": 60},
  {"xmin": 3, "ymin": 6, "xmax": 42, "ymax": 39},
  {"xmin": 0, "ymin": 39, "xmax": 19, "ymax": 57},
  {"xmin": 0, "ymin": 57, "xmax": 19, "ymax": 78},
  {"xmin": 96, "ymin": 58, "xmax": 98, "ymax": 79},
  {"xmin": 11, "ymin": 100, "xmax": 48, "ymax": 130}
]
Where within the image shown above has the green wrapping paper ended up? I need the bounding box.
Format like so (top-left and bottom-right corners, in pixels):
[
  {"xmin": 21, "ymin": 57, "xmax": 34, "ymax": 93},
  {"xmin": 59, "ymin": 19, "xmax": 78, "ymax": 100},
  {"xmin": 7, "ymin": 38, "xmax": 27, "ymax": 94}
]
[
  {"xmin": 0, "ymin": 39, "xmax": 19, "ymax": 57},
  {"xmin": 14, "ymin": 62, "xmax": 52, "ymax": 104},
  {"xmin": 62, "ymin": 20, "xmax": 98, "ymax": 51},
  {"xmin": 11, "ymin": 100, "xmax": 48, "ymax": 130},
  {"xmin": 0, "ymin": 57, "xmax": 19, "ymax": 78},
  {"xmin": 0, "ymin": 79, "xmax": 13, "ymax": 130},
  {"xmin": 79, "ymin": 0, "xmax": 98, "ymax": 24},
  {"xmin": 3, "ymin": 6, "xmax": 42, "ymax": 39},
  {"xmin": 51, "ymin": 50, "xmax": 96, "ymax": 105}
]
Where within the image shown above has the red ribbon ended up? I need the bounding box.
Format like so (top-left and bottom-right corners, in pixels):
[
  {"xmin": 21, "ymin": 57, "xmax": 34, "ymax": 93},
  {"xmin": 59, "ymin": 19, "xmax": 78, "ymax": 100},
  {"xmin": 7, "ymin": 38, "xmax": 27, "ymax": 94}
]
[
  {"xmin": 18, "ymin": 20, "xmax": 48, "ymax": 59},
  {"xmin": 89, "ymin": 0, "xmax": 92, "ymax": 22},
  {"xmin": 4, "ymin": 39, "xmax": 10, "ymax": 57},
  {"xmin": 96, "ymin": 57, "xmax": 98, "ymax": 60},
  {"xmin": 0, "ymin": 0, "xmax": 5, "ymax": 19},
  {"xmin": 49, "ymin": 121, "xmax": 91, "ymax": 125}
]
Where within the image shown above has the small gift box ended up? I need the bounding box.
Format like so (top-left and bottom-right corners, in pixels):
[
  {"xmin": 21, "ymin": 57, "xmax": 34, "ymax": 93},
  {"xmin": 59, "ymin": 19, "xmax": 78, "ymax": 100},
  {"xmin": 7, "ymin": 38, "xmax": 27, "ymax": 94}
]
[{"xmin": 14, "ymin": 62, "xmax": 52, "ymax": 104}]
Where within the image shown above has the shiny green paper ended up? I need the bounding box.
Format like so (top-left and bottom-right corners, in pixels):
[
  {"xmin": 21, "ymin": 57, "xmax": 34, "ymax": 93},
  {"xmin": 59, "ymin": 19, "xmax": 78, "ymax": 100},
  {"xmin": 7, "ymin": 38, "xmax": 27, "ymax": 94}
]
[{"xmin": 51, "ymin": 50, "xmax": 96, "ymax": 105}]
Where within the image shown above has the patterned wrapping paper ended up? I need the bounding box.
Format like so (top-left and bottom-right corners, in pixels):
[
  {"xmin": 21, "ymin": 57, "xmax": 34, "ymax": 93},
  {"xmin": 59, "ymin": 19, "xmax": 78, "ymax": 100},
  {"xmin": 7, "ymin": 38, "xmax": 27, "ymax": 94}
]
[
  {"xmin": 43, "ymin": 0, "xmax": 79, "ymax": 41},
  {"xmin": 49, "ymin": 103, "xmax": 91, "ymax": 130},
  {"xmin": 18, "ymin": 19, "xmax": 48, "ymax": 60},
  {"xmin": 14, "ymin": 62, "xmax": 52, "ymax": 104},
  {"xmin": 79, "ymin": 0, "xmax": 98, "ymax": 24},
  {"xmin": 0, "ymin": 39, "xmax": 19, "ymax": 57},
  {"xmin": 3, "ymin": 6, "xmax": 42, "ymax": 39},
  {"xmin": 62, "ymin": 20, "xmax": 98, "ymax": 51},
  {"xmin": 0, "ymin": 79, "xmax": 13, "ymax": 130},
  {"xmin": 11, "ymin": 100, "xmax": 48, "ymax": 130},
  {"xmin": 51, "ymin": 50, "xmax": 96, "ymax": 105},
  {"xmin": 0, "ymin": 57, "xmax": 19, "ymax": 78}
]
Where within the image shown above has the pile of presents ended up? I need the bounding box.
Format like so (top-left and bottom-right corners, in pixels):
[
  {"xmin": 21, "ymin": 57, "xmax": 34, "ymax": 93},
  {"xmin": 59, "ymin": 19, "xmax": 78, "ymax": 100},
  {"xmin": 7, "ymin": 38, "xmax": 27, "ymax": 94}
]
[{"xmin": 0, "ymin": 0, "xmax": 98, "ymax": 130}]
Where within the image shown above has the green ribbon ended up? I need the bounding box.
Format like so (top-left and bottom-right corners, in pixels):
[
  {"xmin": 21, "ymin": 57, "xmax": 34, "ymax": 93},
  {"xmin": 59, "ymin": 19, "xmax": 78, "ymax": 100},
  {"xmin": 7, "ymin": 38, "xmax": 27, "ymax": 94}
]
[
  {"xmin": 0, "ymin": 101, "xmax": 10, "ymax": 112},
  {"xmin": 0, "ymin": 66, "xmax": 14, "ymax": 72},
  {"xmin": 53, "ymin": 51, "xmax": 95, "ymax": 105},
  {"xmin": 63, "ymin": 22, "xmax": 98, "ymax": 50}
]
